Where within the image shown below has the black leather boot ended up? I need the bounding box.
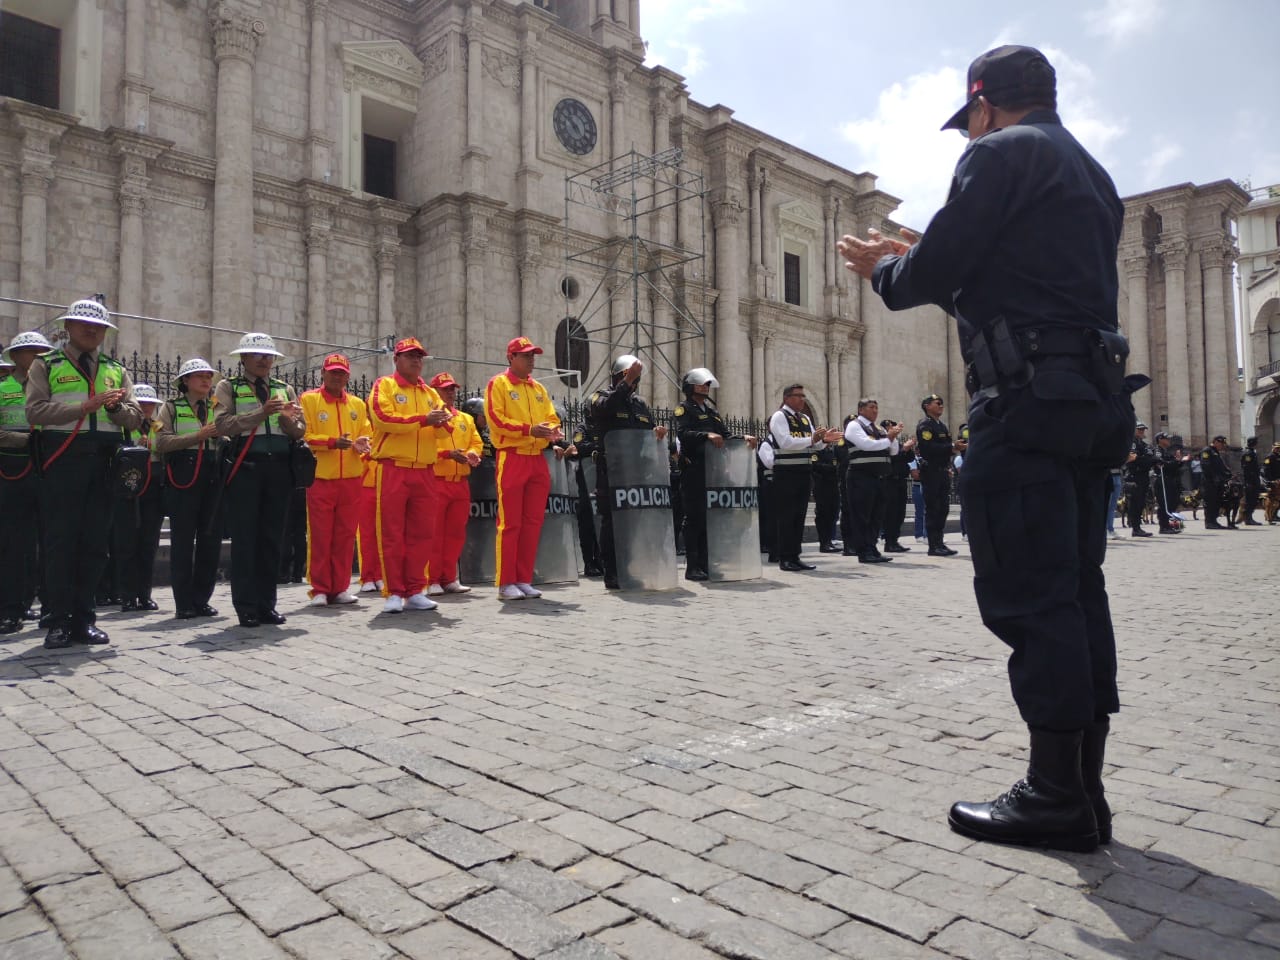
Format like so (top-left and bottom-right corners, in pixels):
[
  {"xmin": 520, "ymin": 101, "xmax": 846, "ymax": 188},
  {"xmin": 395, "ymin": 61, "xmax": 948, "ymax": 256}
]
[
  {"xmin": 949, "ymin": 727, "xmax": 1099, "ymax": 852},
  {"xmin": 1081, "ymin": 717, "xmax": 1111, "ymax": 844}
]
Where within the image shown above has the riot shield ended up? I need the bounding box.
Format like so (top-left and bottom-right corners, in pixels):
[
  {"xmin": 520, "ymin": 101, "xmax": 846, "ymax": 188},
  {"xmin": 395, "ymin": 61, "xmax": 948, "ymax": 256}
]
[
  {"xmin": 704, "ymin": 438, "xmax": 763, "ymax": 582},
  {"xmin": 604, "ymin": 429, "xmax": 678, "ymax": 591},
  {"xmin": 533, "ymin": 449, "xmax": 581, "ymax": 585},
  {"xmin": 580, "ymin": 458, "xmax": 601, "ymax": 542},
  {"xmin": 458, "ymin": 457, "xmax": 497, "ymax": 586}
]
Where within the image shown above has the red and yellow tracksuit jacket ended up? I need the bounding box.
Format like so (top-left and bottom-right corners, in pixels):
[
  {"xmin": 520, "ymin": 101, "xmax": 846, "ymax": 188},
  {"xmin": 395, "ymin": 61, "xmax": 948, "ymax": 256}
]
[
  {"xmin": 484, "ymin": 370, "xmax": 560, "ymax": 453},
  {"xmin": 433, "ymin": 410, "xmax": 483, "ymax": 479},
  {"xmin": 301, "ymin": 388, "xmax": 370, "ymax": 480},
  {"xmin": 368, "ymin": 373, "xmax": 447, "ymax": 467}
]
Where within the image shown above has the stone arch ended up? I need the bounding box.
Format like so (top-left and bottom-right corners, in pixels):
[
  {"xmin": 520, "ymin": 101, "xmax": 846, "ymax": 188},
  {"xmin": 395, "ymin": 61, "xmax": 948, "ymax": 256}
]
[
  {"xmin": 1255, "ymin": 393, "xmax": 1279, "ymax": 451},
  {"xmin": 1251, "ymin": 297, "xmax": 1280, "ymax": 372}
]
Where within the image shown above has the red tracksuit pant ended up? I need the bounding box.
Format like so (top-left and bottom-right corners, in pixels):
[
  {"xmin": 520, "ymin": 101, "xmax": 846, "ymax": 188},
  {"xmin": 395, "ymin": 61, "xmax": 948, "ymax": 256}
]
[
  {"xmin": 430, "ymin": 476, "xmax": 471, "ymax": 587},
  {"xmin": 376, "ymin": 463, "xmax": 436, "ymax": 598},
  {"xmin": 357, "ymin": 478, "xmax": 381, "ymax": 585},
  {"xmin": 306, "ymin": 476, "xmax": 362, "ymax": 598},
  {"xmin": 495, "ymin": 449, "xmax": 550, "ymax": 586}
]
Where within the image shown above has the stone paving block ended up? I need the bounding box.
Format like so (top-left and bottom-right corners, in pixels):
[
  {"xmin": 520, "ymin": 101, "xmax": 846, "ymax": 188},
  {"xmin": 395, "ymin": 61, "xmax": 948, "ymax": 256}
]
[
  {"xmin": 266, "ymin": 836, "xmax": 369, "ymax": 891},
  {"xmin": 474, "ymin": 859, "xmax": 594, "ymax": 913},
  {"xmin": 0, "ymin": 808, "xmax": 99, "ymax": 888},
  {"xmin": 930, "ymin": 917, "xmax": 1067, "ymax": 960},
  {"xmin": 704, "ymin": 875, "xmax": 846, "ymax": 938},
  {"xmin": 895, "ymin": 871, "xmax": 1041, "ymax": 938},
  {"xmin": 541, "ymin": 812, "xmax": 644, "ymax": 856},
  {"xmin": 140, "ymin": 807, "xmax": 227, "ymax": 844},
  {"xmin": 550, "ymin": 784, "xmax": 650, "ymax": 823},
  {"xmin": 818, "ymin": 919, "xmax": 953, "ymax": 959},
  {"xmin": 615, "ymin": 839, "xmax": 736, "ymax": 894},
  {"xmin": 447, "ymin": 888, "xmax": 578, "ymax": 959},
  {"xmin": 168, "ymin": 913, "xmax": 289, "ymax": 960},
  {"xmin": 552, "ymin": 897, "xmax": 635, "ymax": 937},
  {"xmin": 126, "ymin": 867, "xmax": 233, "ymax": 931},
  {"xmin": 427, "ymin": 793, "xmax": 519, "ymax": 831},
  {"xmin": 808, "ymin": 874, "xmax": 956, "ymax": 945},
  {"xmin": 621, "ymin": 783, "xmax": 720, "ymax": 821},
  {"xmin": 221, "ymin": 869, "xmax": 336, "ymax": 936},
  {"xmin": 1024, "ymin": 917, "xmax": 1167, "ymax": 960},
  {"xmin": 616, "ymin": 811, "xmax": 723, "ymax": 855},
  {"xmin": 594, "ymin": 918, "xmax": 724, "ymax": 960},
  {"xmin": 324, "ymin": 783, "xmax": 408, "ymax": 819},
  {"xmin": 278, "ymin": 914, "xmax": 399, "ymax": 960},
  {"xmin": 0, "ymin": 906, "xmax": 61, "ymax": 945},
  {"xmin": 0, "ymin": 927, "xmax": 74, "ymax": 960},
  {"xmin": 623, "ymin": 763, "xmax": 714, "ymax": 796},
  {"xmin": 219, "ymin": 807, "xmax": 313, "ymax": 849},
  {"xmin": 539, "ymin": 938, "xmax": 624, "ymax": 960},
  {"xmin": 307, "ymin": 807, "xmax": 396, "ymax": 850},
  {"xmin": 703, "ymin": 915, "xmax": 840, "ymax": 960},
  {"xmin": 392, "ymin": 918, "xmax": 517, "ymax": 960},
  {"xmin": 35, "ymin": 876, "xmax": 179, "ymax": 960},
  {"xmin": 998, "ymin": 874, "xmax": 1159, "ymax": 939},
  {"xmin": 602, "ymin": 875, "xmax": 738, "ymax": 939},
  {"xmin": 409, "ymin": 870, "xmax": 492, "ymax": 910},
  {"xmin": 487, "ymin": 820, "xmax": 590, "ymax": 870},
  {"xmin": 0, "ymin": 864, "xmax": 27, "ymax": 915},
  {"xmin": 173, "ymin": 837, "xmax": 277, "ymax": 886},
  {"xmin": 323, "ymin": 871, "xmax": 438, "ymax": 935},
  {"xmin": 789, "ymin": 837, "xmax": 919, "ymax": 888},
  {"xmin": 705, "ymin": 839, "xmax": 831, "ymax": 893},
  {"xmin": 413, "ymin": 821, "xmax": 513, "ymax": 868},
  {"xmin": 1094, "ymin": 870, "xmax": 1264, "ymax": 937},
  {"xmin": 352, "ymin": 837, "xmax": 456, "ymax": 886}
]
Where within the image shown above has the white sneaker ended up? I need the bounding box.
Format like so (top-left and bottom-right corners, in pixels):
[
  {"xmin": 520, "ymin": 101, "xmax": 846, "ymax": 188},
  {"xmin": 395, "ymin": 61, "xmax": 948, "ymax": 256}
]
[
  {"xmin": 915, "ymin": 536, "xmax": 924, "ymax": 543},
  {"xmin": 427, "ymin": 584, "xmax": 444, "ymax": 596},
  {"xmin": 331, "ymin": 591, "xmax": 359, "ymax": 604},
  {"xmin": 1108, "ymin": 531, "xmax": 1124, "ymax": 541},
  {"xmin": 515, "ymin": 583, "xmax": 542, "ymax": 599},
  {"xmin": 406, "ymin": 593, "xmax": 438, "ymax": 611},
  {"xmin": 359, "ymin": 581, "xmax": 378, "ymax": 593},
  {"xmin": 443, "ymin": 580, "xmax": 471, "ymax": 594},
  {"xmin": 382, "ymin": 595, "xmax": 405, "ymax": 614},
  {"xmin": 498, "ymin": 584, "xmax": 525, "ymax": 601},
  {"xmin": 309, "ymin": 594, "xmax": 329, "ymax": 607}
]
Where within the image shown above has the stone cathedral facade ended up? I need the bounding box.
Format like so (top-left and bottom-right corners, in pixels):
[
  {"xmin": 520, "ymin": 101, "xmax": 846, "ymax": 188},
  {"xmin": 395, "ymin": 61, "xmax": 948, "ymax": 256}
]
[{"xmin": 0, "ymin": 0, "xmax": 1249, "ymax": 436}]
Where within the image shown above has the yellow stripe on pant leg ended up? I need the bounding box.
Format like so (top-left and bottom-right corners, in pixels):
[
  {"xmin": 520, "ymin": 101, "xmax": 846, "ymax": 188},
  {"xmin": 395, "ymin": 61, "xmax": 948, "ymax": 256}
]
[
  {"xmin": 375, "ymin": 464, "xmax": 390, "ymax": 597},
  {"xmin": 494, "ymin": 450, "xmax": 508, "ymax": 586}
]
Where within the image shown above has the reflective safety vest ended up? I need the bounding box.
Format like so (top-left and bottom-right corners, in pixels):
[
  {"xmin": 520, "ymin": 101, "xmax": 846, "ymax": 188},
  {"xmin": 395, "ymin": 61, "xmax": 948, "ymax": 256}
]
[
  {"xmin": 772, "ymin": 407, "xmax": 815, "ymax": 468},
  {"xmin": 0, "ymin": 375, "xmax": 29, "ymax": 432},
  {"xmin": 168, "ymin": 396, "xmax": 218, "ymax": 451},
  {"xmin": 40, "ymin": 350, "xmax": 127, "ymax": 436},
  {"xmin": 228, "ymin": 376, "xmax": 291, "ymax": 452}
]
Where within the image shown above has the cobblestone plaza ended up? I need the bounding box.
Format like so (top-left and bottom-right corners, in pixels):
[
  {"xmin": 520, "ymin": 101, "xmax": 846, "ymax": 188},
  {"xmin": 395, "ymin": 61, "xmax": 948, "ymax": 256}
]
[{"xmin": 1, "ymin": 525, "xmax": 1276, "ymax": 959}]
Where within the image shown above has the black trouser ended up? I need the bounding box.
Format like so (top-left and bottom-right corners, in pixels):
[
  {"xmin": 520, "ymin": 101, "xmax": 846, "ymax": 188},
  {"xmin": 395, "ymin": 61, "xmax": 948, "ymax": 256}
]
[
  {"xmin": 920, "ymin": 467, "xmax": 950, "ymax": 547},
  {"xmin": 772, "ymin": 466, "xmax": 811, "ymax": 561},
  {"xmin": 846, "ymin": 467, "xmax": 887, "ymax": 557},
  {"xmin": 595, "ymin": 464, "xmax": 619, "ymax": 583},
  {"xmin": 1243, "ymin": 479, "xmax": 1260, "ymax": 519},
  {"xmin": 961, "ymin": 356, "xmax": 1133, "ymax": 730},
  {"xmin": 1203, "ymin": 481, "xmax": 1223, "ymax": 525},
  {"xmin": 757, "ymin": 467, "xmax": 775, "ymax": 556},
  {"xmin": 113, "ymin": 476, "xmax": 165, "ymax": 603},
  {"xmin": 225, "ymin": 453, "xmax": 292, "ymax": 616},
  {"xmin": 670, "ymin": 470, "xmax": 684, "ymax": 551},
  {"xmin": 838, "ymin": 465, "xmax": 854, "ymax": 547},
  {"xmin": 167, "ymin": 458, "xmax": 223, "ymax": 612},
  {"xmin": 0, "ymin": 459, "xmax": 43, "ymax": 619},
  {"xmin": 573, "ymin": 463, "xmax": 599, "ymax": 569},
  {"xmin": 812, "ymin": 469, "xmax": 839, "ymax": 547},
  {"xmin": 38, "ymin": 442, "xmax": 116, "ymax": 628},
  {"xmin": 1153, "ymin": 469, "xmax": 1174, "ymax": 528},
  {"xmin": 881, "ymin": 476, "xmax": 908, "ymax": 546},
  {"xmin": 279, "ymin": 487, "xmax": 308, "ymax": 580},
  {"xmin": 682, "ymin": 466, "xmax": 709, "ymax": 573},
  {"xmin": 1126, "ymin": 473, "xmax": 1149, "ymax": 529}
]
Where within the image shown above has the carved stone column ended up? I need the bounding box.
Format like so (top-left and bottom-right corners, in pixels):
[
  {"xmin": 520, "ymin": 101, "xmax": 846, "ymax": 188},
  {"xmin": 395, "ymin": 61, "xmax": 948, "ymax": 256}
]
[
  {"xmin": 825, "ymin": 337, "xmax": 843, "ymax": 427},
  {"xmin": 463, "ymin": 7, "xmax": 489, "ymax": 192},
  {"xmin": 1200, "ymin": 242, "xmax": 1229, "ymax": 443},
  {"xmin": 463, "ymin": 218, "xmax": 489, "ymax": 387},
  {"xmin": 822, "ymin": 195, "xmax": 836, "ymax": 317},
  {"xmin": 370, "ymin": 200, "xmax": 409, "ymax": 349},
  {"xmin": 712, "ymin": 190, "xmax": 747, "ymax": 417},
  {"xmin": 8, "ymin": 104, "xmax": 75, "ymax": 329},
  {"xmin": 123, "ymin": 0, "xmax": 152, "ymax": 131},
  {"xmin": 304, "ymin": 204, "xmax": 331, "ymax": 345},
  {"xmin": 1184, "ymin": 245, "xmax": 1206, "ymax": 445},
  {"xmin": 1158, "ymin": 237, "xmax": 1191, "ymax": 437},
  {"xmin": 651, "ymin": 91, "xmax": 672, "ymax": 250},
  {"xmin": 517, "ymin": 30, "xmax": 540, "ymax": 207},
  {"xmin": 748, "ymin": 166, "xmax": 762, "ymax": 270},
  {"xmin": 1122, "ymin": 253, "xmax": 1152, "ymax": 429},
  {"xmin": 758, "ymin": 167, "xmax": 772, "ymax": 280},
  {"xmin": 750, "ymin": 318, "xmax": 772, "ymax": 421},
  {"xmin": 609, "ymin": 75, "xmax": 627, "ymax": 167},
  {"xmin": 109, "ymin": 130, "xmax": 168, "ymax": 359},
  {"xmin": 517, "ymin": 234, "xmax": 541, "ymax": 344},
  {"xmin": 210, "ymin": 6, "xmax": 264, "ymax": 346},
  {"xmin": 1223, "ymin": 244, "xmax": 1241, "ymax": 446},
  {"xmin": 307, "ymin": 0, "xmax": 331, "ymax": 180}
]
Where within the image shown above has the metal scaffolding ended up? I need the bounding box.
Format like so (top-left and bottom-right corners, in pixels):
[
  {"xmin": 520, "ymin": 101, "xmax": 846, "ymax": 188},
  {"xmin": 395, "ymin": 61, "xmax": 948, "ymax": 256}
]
[{"xmin": 563, "ymin": 147, "xmax": 707, "ymax": 395}]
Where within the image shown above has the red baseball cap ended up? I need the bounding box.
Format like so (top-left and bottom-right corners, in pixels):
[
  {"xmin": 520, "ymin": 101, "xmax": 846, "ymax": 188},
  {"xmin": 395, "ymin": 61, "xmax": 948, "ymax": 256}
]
[
  {"xmin": 429, "ymin": 371, "xmax": 459, "ymax": 390},
  {"xmin": 322, "ymin": 353, "xmax": 350, "ymax": 372},
  {"xmin": 394, "ymin": 337, "xmax": 429, "ymax": 357},
  {"xmin": 506, "ymin": 336, "xmax": 543, "ymax": 356}
]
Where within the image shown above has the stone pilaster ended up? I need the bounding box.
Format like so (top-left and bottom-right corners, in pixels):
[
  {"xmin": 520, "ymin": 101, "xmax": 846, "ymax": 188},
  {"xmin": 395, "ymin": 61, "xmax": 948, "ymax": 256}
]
[
  {"xmin": 1200, "ymin": 240, "xmax": 1230, "ymax": 444},
  {"xmin": 123, "ymin": 0, "xmax": 152, "ymax": 132},
  {"xmin": 210, "ymin": 5, "xmax": 264, "ymax": 354},
  {"xmin": 1222, "ymin": 242, "xmax": 1243, "ymax": 445},
  {"xmin": 516, "ymin": 29, "xmax": 541, "ymax": 207},
  {"xmin": 463, "ymin": 8, "xmax": 489, "ymax": 192},
  {"xmin": 824, "ymin": 331, "xmax": 844, "ymax": 427},
  {"xmin": 306, "ymin": 0, "xmax": 331, "ymax": 181},
  {"xmin": 712, "ymin": 188, "xmax": 747, "ymax": 417},
  {"xmin": 1121, "ymin": 252, "xmax": 1152, "ymax": 429},
  {"xmin": 6, "ymin": 102, "xmax": 77, "ymax": 329},
  {"xmin": 750, "ymin": 316, "xmax": 773, "ymax": 421},
  {"xmin": 108, "ymin": 129, "xmax": 170, "ymax": 359},
  {"xmin": 609, "ymin": 73, "xmax": 627, "ymax": 167},
  {"xmin": 1157, "ymin": 237, "xmax": 1191, "ymax": 437},
  {"xmin": 463, "ymin": 214, "xmax": 489, "ymax": 387},
  {"xmin": 1184, "ymin": 245, "xmax": 1206, "ymax": 446},
  {"xmin": 304, "ymin": 203, "xmax": 332, "ymax": 347},
  {"xmin": 371, "ymin": 200, "xmax": 411, "ymax": 349}
]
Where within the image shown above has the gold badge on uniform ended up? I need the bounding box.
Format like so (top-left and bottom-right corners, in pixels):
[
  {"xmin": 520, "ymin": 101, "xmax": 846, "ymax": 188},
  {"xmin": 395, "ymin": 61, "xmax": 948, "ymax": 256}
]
[
  {"xmin": 395, "ymin": 394, "xmax": 407, "ymax": 403},
  {"xmin": 319, "ymin": 412, "xmax": 329, "ymax": 422},
  {"xmin": 674, "ymin": 405, "xmax": 685, "ymax": 416},
  {"xmin": 922, "ymin": 430, "xmax": 934, "ymax": 440}
]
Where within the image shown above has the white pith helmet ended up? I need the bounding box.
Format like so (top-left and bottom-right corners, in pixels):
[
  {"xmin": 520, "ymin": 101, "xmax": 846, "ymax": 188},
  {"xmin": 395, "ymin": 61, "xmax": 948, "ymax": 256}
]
[
  {"xmin": 229, "ymin": 332, "xmax": 285, "ymax": 358},
  {"xmin": 5, "ymin": 331, "xmax": 53, "ymax": 357},
  {"xmin": 0, "ymin": 353, "xmax": 13, "ymax": 369},
  {"xmin": 133, "ymin": 383, "xmax": 161, "ymax": 405},
  {"xmin": 175, "ymin": 357, "xmax": 216, "ymax": 386},
  {"xmin": 56, "ymin": 298, "xmax": 117, "ymax": 330}
]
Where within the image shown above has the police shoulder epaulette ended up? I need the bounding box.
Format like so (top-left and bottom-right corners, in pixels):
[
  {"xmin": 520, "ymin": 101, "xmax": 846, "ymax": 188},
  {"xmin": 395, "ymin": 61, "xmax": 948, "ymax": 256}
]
[{"xmin": 674, "ymin": 404, "xmax": 685, "ymax": 416}]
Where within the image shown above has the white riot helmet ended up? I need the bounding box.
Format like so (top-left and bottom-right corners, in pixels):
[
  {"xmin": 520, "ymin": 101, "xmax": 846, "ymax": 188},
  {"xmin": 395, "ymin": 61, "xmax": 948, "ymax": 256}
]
[
  {"xmin": 55, "ymin": 298, "xmax": 117, "ymax": 330},
  {"xmin": 229, "ymin": 332, "xmax": 285, "ymax": 358},
  {"xmin": 133, "ymin": 383, "xmax": 161, "ymax": 406},
  {"xmin": 175, "ymin": 357, "xmax": 216, "ymax": 387},
  {"xmin": 611, "ymin": 354, "xmax": 640, "ymax": 383},
  {"xmin": 681, "ymin": 367, "xmax": 718, "ymax": 395}
]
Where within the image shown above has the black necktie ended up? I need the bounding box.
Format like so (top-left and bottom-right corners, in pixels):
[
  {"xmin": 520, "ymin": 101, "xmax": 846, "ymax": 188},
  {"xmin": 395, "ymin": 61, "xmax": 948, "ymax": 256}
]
[
  {"xmin": 254, "ymin": 378, "xmax": 269, "ymax": 405},
  {"xmin": 77, "ymin": 352, "xmax": 93, "ymax": 381},
  {"xmin": 196, "ymin": 399, "xmax": 207, "ymax": 423}
]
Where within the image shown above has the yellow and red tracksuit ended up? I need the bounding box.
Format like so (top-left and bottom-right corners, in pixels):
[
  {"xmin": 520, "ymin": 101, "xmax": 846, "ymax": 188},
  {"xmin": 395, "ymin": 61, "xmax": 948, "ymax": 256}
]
[
  {"xmin": 356, "ymin": 459, "xmax": 381, "ymax": 587},
  {"xmin": 430, "ymin": 409, "xmax": 482, "ymax": 587},
  {"xmin": 301, "ymin": 387, "xmax": 369, "ymax": 598},
  {"xmin": 485, "ymin": 369, "xmax": 561, "ymax": 586},
  {"xmin": 368, "ymin": 373, "xmax": 447, "ymax": 598}
]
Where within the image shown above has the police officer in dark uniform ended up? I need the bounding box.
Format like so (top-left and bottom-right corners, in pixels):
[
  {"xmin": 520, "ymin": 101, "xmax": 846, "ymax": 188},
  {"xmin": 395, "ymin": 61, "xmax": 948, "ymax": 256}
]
[
  {"xmin": 840, "ymin": 46, "xmax": 1138, "ymax": 852},
  {"xmin": 568, "ymin": 421, "xmax": 603, "ymax": 576},
  {"xmin": 915, "ymin": 394, "xmax": 963, "ymax": 556},
  {"xmin": 881, "ymin": 419, "xmax": 915, "ymax": 552},
  {"xmin": 1239, "ymin": 437, "xmax": 1263, "ymax": 525},
  {"xmin": 1124, "ymin": 422, "xmax": 1156, "ymax": 537},
  {"xmin": 675, "ymin": 368, "xmax": 726, "ymax": 581},
  {"xmin": 1265, "ymin": 443, "xmax": 1280, "ymax": 523},
  {"xmin": 587, "ymin": 356, "xmax": 667, "ymax": 587},
  {"xmin": 26, "ymin": 298, "xmax": 145, "ymax": 649},
  {"xmin": 1199, "ymin": 435, "xmax": 1231, "ymax": 529},
  {"xmin": 214, "ymin": 332, "xmax": 305, "ymax": 627},
  {"xmin": 811, "ymin": 442, "xmax": 841, "ymax": 552},
  {"xmin": 842, "ymin": 399, "xmax": 905, "ymax": 563},
  {"xmin": 1151, "ymin": 432, "xmax": 1185, "ymax": 533},
  {"xmin": 768, "ymin": 385, "xmax": 840, "ymax": 571}
]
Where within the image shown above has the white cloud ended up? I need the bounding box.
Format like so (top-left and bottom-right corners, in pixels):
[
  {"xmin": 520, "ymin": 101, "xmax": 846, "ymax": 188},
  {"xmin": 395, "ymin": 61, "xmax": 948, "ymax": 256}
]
[
  {"xmin": 1140, "ymin": 139, "xmax": 1184, "ymax": 188},
  {"xmin": 836, "ymin": 67, "xmax": 967, "ymax": 230},
  {"xmin": 1040, "ymin": 46, "xmax": 1126, "ymax": 164},
  {"xmin": 642, "ymin": 0, "xmax": 744, "ymax": 77},
  {"xmin": 1084, "ymin": 0, "xmax": 1164, "ymax": 41}
]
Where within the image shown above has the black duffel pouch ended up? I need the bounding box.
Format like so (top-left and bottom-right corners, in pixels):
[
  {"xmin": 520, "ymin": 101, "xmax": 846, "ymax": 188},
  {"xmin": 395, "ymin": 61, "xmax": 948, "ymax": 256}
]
[
  {"xmin": 108, "ymin": 444, "xmax": 153, "ymax": 499},
  {"xmin": 289, "ymin": 441, "xmax": 317, "ymax": 489}
]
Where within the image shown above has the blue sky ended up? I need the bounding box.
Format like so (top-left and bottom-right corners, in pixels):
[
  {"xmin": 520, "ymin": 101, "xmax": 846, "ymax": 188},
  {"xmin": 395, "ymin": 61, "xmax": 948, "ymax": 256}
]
[{"xmin": 640, "ymin": 0, "xmax": 1280, "ymax": 229}]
